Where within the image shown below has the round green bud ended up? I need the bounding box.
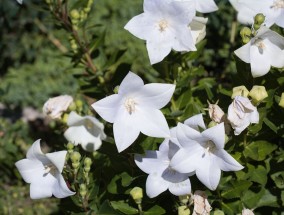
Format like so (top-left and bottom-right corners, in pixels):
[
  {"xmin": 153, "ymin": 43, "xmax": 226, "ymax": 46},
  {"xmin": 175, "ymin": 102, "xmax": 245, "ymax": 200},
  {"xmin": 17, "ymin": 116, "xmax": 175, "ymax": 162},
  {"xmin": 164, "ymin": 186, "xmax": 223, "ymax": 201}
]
[
  {"xmin": 68, "ymin": 102, "xmax": 77, "ymax": 112},
  {"xmin": 178, "ymin": 206, "xmax": 190, "ymax": 215},
  {"xmin": 231, "ymin": 85, "xmax": 249, "ymax": 99},
  {"xmin": 84, "ymin": 166, "xmax": 91, "ymax": 173},
  {"xmin": 179, "ymin": 195, "xmax": 189, "ymax": 205},
  {"xmin": 70, "ymin": 151, "xmax": 81, "ymax": 163},
  {"xmin": 254, "ymin": 13, "xmax": 265, "ymax": 25},
  {"xmin": 242, "ymin": 37, "xmax": 250, "ymax": 44},
  {"xmin": 84, "ymin": 157, "xmax": 92, "ymax": 167},
  {"xmin": 84, "ymin": 7, "xmax": 91, "ymax": 13},
  {"xmin": 70, "ymin": 9, "xmax": 80, "ymax": 20},
  {"xmin": 62, "ymin": 113, "xmax": 69, "ymax": 124},
  {"xmin": 79, "ymin": 184, "xmax": 87, "ymax": 197},
  {"xmin": 72, "ymin": 162, "xmax": 80, "ymax": 169},
  {"xmin": 249, "ymin": 85, "xmax": 268, "ymax": 104},
  {"xmin": 240, "ymin": 27, "xmax": 252, "ymax": 37},
  {"xmin": 113, "ymin": 86, "xmax": 119, "ymax": 94},
  {"xmin": 67, "ymin": 142, "xmax": 74, "ymax": 150},
  {"xmin": 253, "ymin": 23, "xmax": 261, "ymax": 31},
  {"xmin": 75, "ymin": 99, "xmax": 83, "ymax": 109},
  {"xmin": 130, "ymin": 187, "xmax": 143, "ymax": 204}
]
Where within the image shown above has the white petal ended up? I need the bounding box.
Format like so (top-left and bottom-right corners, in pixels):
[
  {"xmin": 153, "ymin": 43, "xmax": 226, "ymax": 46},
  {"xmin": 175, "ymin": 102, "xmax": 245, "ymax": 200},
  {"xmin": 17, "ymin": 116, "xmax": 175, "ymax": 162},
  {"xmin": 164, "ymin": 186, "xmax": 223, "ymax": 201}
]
[
  {"xmin": 215, "ymin": 150, "xmax": 243, "ymax": 171},
  {"xmin": 234, "ymin": 42, "xmax": 251, "ymax": 64},
  {"xmin": 275, "ymin": 12, "xmax": 284, "ymax": 28},
  {"xmin": 15, "ymin": 159, "xmax": 44, "ymax": 183},
  {"xmin": 136, "ymin": 107, "xmax": 170, "ymax": 138},
  {"xmin": 143, "ymin": 0, "xmax": 160, "ymax": 13},
  {"xmin": 176, "ymin": 123, "xmax": 202, "ymax": 150},
  {"xmin": 53, "ymin": 173, "xmax": 76, "ymax": 198},
  {"xmin": 195, "ymin": 0, "xmax": 218, "ymax": 13},
  {"xmin": 196, "ymin": 156, "xmax": 221, "ymax": 190},
  {"xmin": 91, "ymin": 94, "xmax": 122, "ymax": 123},
  {"xmin": 30, "ymin": 174, "xmax": 56, "ymax": 199},
  {"xmin": 135, "ymin": 151, "xmax": 168, "ymax": 174},
  {"xmin": 202, "ymin": 123, "xmax": 225, "ymax": 149},
  {"xmin": 237, "ymin": 7, "xmax": 255, "ymax": 25},
  {"xmin": 124, "ymin": 13, "xmax": 157, "ymax": 41},
  {"xmin": 168, "ymin": 178, "xmax": 191, "ymax": 196},
  {"xmin": 119, "ymin": 72, "xmax": 144, "ymax": 95},
  {"xmin": 113, "ymin": 108, "xmax": 140, "ymax": 152},
  {"xmin": 146, "ymin": 38, "xmax": 172, "ymax": 64},
  {"xmin": 146, "ymin": 173, "xmax": 169, "ymax": 198},
  {"xmin": 170, "ymin": 147, "xmax": 202, "ymax": 173},
  {"xmin": 171, "ymin": 25, "xmax": 196, "ymax": 52},
  {"xmin": 265, "ymin": 39, "xmax": 284, "ymax": 68},
  {"xmin": 249, "ymin": 109, "xmax": 259, "ymax": 124},
  {"xmin": 136, "ymin": 83, "xmax": 175, "ymax": 109},
  {"xmin": 250, "ymin": 43, "xmax": 271, "ymax": 77},
  {"xmin": 46, "ymin": 151, "xmax": 67, "ymax": 173},
  {"xmin": 184, "ymin": 114, "xmax": 206, "ymax": 131},
  {"xmin": 26, "ymin": 139, "xmax": 45, "ymax": 161},
  {"xmin": 190, "ymin": 17, "xmax": 208, "ymax": 44}
]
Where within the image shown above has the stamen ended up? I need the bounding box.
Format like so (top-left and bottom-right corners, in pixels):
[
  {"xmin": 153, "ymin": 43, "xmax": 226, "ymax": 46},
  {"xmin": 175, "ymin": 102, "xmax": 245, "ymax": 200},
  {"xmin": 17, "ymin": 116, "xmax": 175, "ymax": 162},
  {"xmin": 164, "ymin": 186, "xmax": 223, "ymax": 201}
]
[
  {"xmin": 204, "ymin": 141, "xmax": 216, "ymax": 154},
  {"xmin": 43, "ymin": 164, "xmax": 56, "ymax": 176},
  {"xmin": 271, "ymin": 0, "xmax": 284, "ymax": 9},
  {"xmin": 158, "ymin": 19, "xmax": 169, "ymax": 32},
  {"xmin": 124, "ymin": 98, "xmax": 136, "ymax": 114}
]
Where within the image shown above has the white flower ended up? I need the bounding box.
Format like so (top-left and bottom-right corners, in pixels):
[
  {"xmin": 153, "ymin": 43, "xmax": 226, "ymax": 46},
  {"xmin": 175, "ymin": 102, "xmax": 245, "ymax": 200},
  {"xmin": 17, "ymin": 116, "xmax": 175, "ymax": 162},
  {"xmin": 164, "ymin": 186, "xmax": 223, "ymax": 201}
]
[
  {"xmin": 229, "ymin": 0, "xmax": 284, "ymax": 28},
  {"xmin": 171, "ymin": 114, "xmax": 243, "ymax": 190},
  {"xmin": 173, "ymin": 0, "xmax": 218, "ymax": 13},
  {"xmin": 190, "ymin": 17, "xmax": 208, "ymax": 44},
  {"xmin": 15, "ymin": 139, "xmax": 75, "ymax": 199},
  {"xmin": 43, "ymin": 95, "xmax": 73, "ymax": 119},
  {"xmin": 192, "ymin": 190, "xmax": 212, "ymax": 215},
  {"xmin": 227, "ymin": 96, "xmax": 259, "ymax": 135},
  {"xmin": 124, "ymin": 0, "xmax": 196, "ymax": 64},
  {"xmin": 135, "ymin": 140, "xmax": 192, "ymax": 198},
  {"xmin": 208, "ymin": 102, "xmax": 225, "ymax": 123},
  {"xmin": 64, "ymin": 111, "xmax": 106, "ymax": 152},
  {"xmin": 92, "ymin": 72, "xmax": 175, "ymax": 152},
  {"xmin": 235, "ymin": 26, "xmax": 284, "ymax": 77}
]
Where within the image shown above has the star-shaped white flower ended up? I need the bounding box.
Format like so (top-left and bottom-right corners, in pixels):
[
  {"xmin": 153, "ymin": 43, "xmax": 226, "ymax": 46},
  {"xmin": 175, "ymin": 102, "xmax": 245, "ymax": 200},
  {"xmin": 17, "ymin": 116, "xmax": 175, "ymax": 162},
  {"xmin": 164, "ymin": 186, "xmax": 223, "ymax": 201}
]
[
  {"xmin": 64, "ymin": 111, "xmax": 106, "ymax": 152},
  {"xmin": 91, "ymin": 72, "xmax": 175, "ymax": 152},
  {"xmin": 171, "ymin": 114, "xmax": 243, "ymax": 190},
  {"xmin": 135, "ymin": 139, "xmax": 192, "ymax": 198},
  {"xmin": 235, "ymin": 26, "xmax": 284, "ymax": 77},
  {"xmin": 124, "ymin": 0, "xmax": 196, "ymax": 64},
  {"xmin": 229, "ymin": 0, "xmax": 284, "ymax": 28},
  {"xmin": 227, "ymin": 96, "xmax": 259, "ymax": 135},
  {"xmin": 15, "ymin": 140, "xmax": 75, "ymax": 199}
]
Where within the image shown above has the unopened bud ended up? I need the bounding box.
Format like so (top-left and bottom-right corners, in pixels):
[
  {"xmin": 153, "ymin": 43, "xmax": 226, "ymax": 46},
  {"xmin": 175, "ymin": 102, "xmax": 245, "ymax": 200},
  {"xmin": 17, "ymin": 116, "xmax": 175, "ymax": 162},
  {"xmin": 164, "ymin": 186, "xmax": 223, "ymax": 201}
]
[
  {"xmin": 84, "ymin": 157, "xmax": 92, "ymax": 167},
  {"xmin": 68, "ymin": 102, "xmax": 76, "ymax": 112},
  {"xmin": 75, "ymin": 100, "xmax": 83, "ymax": 109},
  {"xmin": 254, "ymin": 13, "xmax": 265, "ymax": 25},
  {"xmin": 279, "ymin": 93, "xmax": 284, "ymax": 108},
  {"xmin": 113, "ymin": 85, "xmax": 119, "ymax": 94},
  {"xmin": 130, "ymin": 187, "xmax": 143, "ymax": 204},
  {"xmin": 240, "ymin": 27, "xmax": 252, "ymax": 44},
  {"xmin": 179, "ymin": 195, "xmax": 190, "ymax": 205},
  {"xmin": 213, "ymin": 210, "xmax": 225, "ymax": 215},
  {"xmin": 67, "ymin": 142, "xmax": 74, "ymax": 151},
  {"xmin": 253, "ymin": 23, "xmax": 261, "ymax": 31},
  {"xmin": 70, "ymin": 9, "xmax": 80, "ymax": 20},
  {"xmin": 231, "ymin": 86, "xmax": 249, "ymax": 99},
  {"xmin": 70, "ymin": 151, "xmax": 81, "ymax": 163},
  {"xmin": 208, "ymin": 102, "xmax": 225, "ymax": 123},
  {"xmin": 79, "ymin": 184, "xmax": 87, "ymax": 197},
  {"xmin": 62, "ymin": 113, "xmax": 69, "ymax": 124},
  {"xmin": 178, "ymin": 206, "xmax": 190, "ymax": 215},
  {"xmin": 249, "ymin": 85, "xmax": 268, "ymax": 104}
]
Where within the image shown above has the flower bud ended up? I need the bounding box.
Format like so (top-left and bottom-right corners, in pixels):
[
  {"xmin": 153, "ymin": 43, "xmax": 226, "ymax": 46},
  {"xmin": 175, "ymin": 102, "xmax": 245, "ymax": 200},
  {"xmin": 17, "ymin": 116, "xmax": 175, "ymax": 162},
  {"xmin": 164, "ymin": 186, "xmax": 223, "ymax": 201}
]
[
  {"xmin": 253, "ymin": 23, "xmax": 261, "ymax": 31},
  {"xmin": 254, "ymin": 13, "xmax": 265, "ymax": 25},
  {"xmin": 179, "ymin": 195, "xmax": 190, "ymax": 205},
  {"xmin": 70, "ymin": 9, "xmax": 80, "ymax": 20},
  {"xmin": 213, "ymin": 210, "xmax": 225, "ymax": 215},
  {"xmin": 84, "ymin": 157, "xmax": 92, "ymax": 167},
  {"xmin": 75, "ymin": 100, "xmax": 83, "ymax": 110},
  {"xmin": 79, "ymin": 184, "xmax": 87, "ymax": 197},
  {"xmin": 62, "ymin": 113, "xmax": 69, "ymax": 124},
  {"xmin": 113, "ymin": 85, "xmax": 119, "ymax": 94},
  {"xmin": 68, "ymin": 102, "xmax": 77, "ymax": 112},
  {"xmin": 67, "ymin": 142, "xmax": 74, "ymax": 151},
  {"xmin": 130, "ymin": 187, "xmax": 143, "ymax": 204},
  {"xmin": 208, "ymin": 103, "xmax": 225, "ymax": 123},
  {"xmin": 70, "ymin": 151, "xmax": 81, "ymax": 163},
  {"xmin": 279, "ymin": 93, "xmax": 284, "ymax": 108},
  {"xmin": 249, "ymin": 85, "xmax": 268, "ymax": 103},
  {"xmin": 240, "ymin": 27, "xmax": 252, "ymax": 44},
  {"xmin": 231, "ymin": 86, "xmax": 249, "ymax": 99},
  {"xmin": 178, "ymin": 206, "xmax": 190, "ymax": 215}
]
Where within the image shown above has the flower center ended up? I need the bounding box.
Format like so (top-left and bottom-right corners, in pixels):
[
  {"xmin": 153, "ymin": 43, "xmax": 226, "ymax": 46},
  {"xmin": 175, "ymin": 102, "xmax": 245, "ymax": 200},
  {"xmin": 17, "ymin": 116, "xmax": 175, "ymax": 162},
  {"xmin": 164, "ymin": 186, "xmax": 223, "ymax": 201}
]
[
  {"xmin": 124, "ymin": 98, "xmax": 136, "ymax": 114},
  {"xmin": 85, "ymin": 119, "xmax": 94, "ymax": 130},
  {"xmin": 204, "ymin": 141, "xmax": 216, "ymax": 154},
  {"xmin": 271, "ymin": 0, "xmax": 284, "ymax": 9},
  {"xmin": 43, "ymin": 164, "xmax": 57, "ymax": 176},
  {"xmin": 158, "ymin": 19, "xmax": 169, "ymax": 32}
]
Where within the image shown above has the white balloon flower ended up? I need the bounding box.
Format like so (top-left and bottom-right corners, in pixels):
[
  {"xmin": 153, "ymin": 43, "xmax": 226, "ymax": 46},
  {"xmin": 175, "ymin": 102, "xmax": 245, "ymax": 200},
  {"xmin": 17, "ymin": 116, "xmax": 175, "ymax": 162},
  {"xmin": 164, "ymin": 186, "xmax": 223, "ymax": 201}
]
[
  {"xmin": 135, "ymin": 139, "xmax": 192, "ymax": 198},
  {"xmin": 227, "ymin": 96, "xmax": 259, "ymax": 135},
  {"xmin": 235, "ymin": 26, "xmax": 284, "ymax": 77},
  {"xmin": 64, "ymin": 111, "xmax": 106, "ymax": 152},
  {"xmin": 171, "ymin": 114, "xmax": 243, "ymax": 190},
  {"xmin": 43, "ymin": 95, "xmax": 73, "ymax": 119},
  {"xmin": 15, "ymin": 140, "xmax": 75, "ymax": 199},
  {"xmin": 92, "ymin": 72, "xmax": 175, "ymax": 152},
  {"xmin": 124, "ymin": 0, "xmax": 196, "ymax": 64}
]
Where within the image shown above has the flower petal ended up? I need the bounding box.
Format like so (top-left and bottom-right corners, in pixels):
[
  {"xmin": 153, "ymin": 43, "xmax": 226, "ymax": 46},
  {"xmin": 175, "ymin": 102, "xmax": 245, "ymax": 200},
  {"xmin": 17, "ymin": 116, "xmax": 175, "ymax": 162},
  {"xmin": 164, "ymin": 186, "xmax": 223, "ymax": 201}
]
[
  {"xmin": 46, "ymin": 151, "xmax": 67, "ymax": 173},
  {"xmin": 15, "ymin": 159, "xmax": 44, "ymax": 183},
  {"xmin": 146, "ymin": 37, "xmax": 172, "ymax": 64},
  {"xmin": 250, "ymin": 44, "xmax": 271, "ymax": 77},
  {"xmin": 113, "ymin": 108, "xmax": 140, "ymax": 152},
  {"xmin": 214, "ymin": 150, "xmax": 243, "ymax": 171},
  {"xmin": 168, "ymin": 178, "xmax": 191, "ymax": 196},
  {"xmin": 146, "ymin": 173, "xmax": 169, "ymax": 198},
  {"xmin": 91, "ymin": 94, "xmax": 122, "ymax": 123},
  {"xmin": 53, "ymin": 173, "xmax": 76, "ymax": 198},
  {"xmin": 202, "ymin": 123, "xmax": 225, "ymax": 149},
  {"xmin": 136, "ymin": 83, "xmax": 175, "ymax": 109},
  {"xmin": 184, "ymin": 113, "xmax": 206, "ymax": 131},
  {"xmin": 234, "ymin": 42, "xmax": 251, "ymax": 63},
  {"xmin": 119, "ymin": 72, "xmax": 145, "ymax": 95},
  {"xmin": 265, "ymin": 39, "xmax": 284, "ymax": 68},
  {"xmin": 136, "ymin": 107, "xmax": 170, "ymax": 138},
  {"xmin": 195, "ymin": 156, "xmax": 221, "ymax": 190},
  {"xmin": 176, "ymin": 123, "xmax": 202, "ymax": 150},
  {"xmin": 30, "ymin": 174, "xmax": 56, "ymax": 199},
  {"xmin": 195, "ymin": 0, "xmax": 218, "ymax": 13},
  {"xmin": 26, "ymin": 139, "xmax": 46, "ymax": 161}
]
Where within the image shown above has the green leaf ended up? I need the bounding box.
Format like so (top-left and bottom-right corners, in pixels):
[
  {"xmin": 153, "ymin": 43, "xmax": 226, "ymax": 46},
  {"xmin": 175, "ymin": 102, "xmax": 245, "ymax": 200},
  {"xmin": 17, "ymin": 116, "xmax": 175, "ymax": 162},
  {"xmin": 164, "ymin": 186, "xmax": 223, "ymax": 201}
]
[
  {"xmin": 144, "ymin": 205, "xmax": 166, "ymax": 215},
  {"xmin": 249, "ymin": 165, "xmax": 267, "ymax": 185},
  {"xmin": 271, "ymin": 171, "xmax": 284, "ymax": 189},
  {"xmin": 110, "ymin": 201, "xmax": 138, "ymax": 215},
  {"xmin": 221, "ymin": 180, "xmax": 252, "ymax": 199},
  {"xmin": 243, "ymin": 141, "xmax": 277, "ymax": 161},
  {"xmin": 257, "ymin": 190, "xmax": 279, "ymax": 208},
  {"xmin": 98, "ymin": 200, "xmax": 123, "ymax": 215},
  {"xmin": 263, "ymin": 117, "xmax": 278, "ymax": 133},
  {"xmin": 241, "ymin": 188, "xmax": 265, "ymax": 209},
  {"xmin": 281, "ymin": 191, "xmax": 284, "ymax": 206}
]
